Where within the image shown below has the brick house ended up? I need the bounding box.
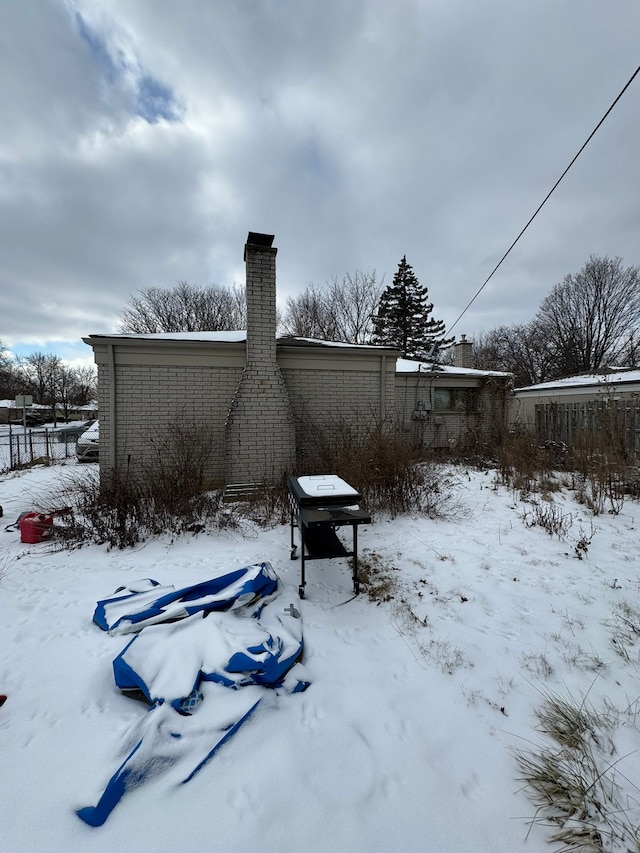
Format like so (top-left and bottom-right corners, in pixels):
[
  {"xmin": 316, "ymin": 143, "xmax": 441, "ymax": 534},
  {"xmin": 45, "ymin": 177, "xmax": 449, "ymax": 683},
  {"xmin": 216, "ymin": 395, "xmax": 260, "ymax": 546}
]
[{"xmin": 83, "ymin": 232, "xmax": 512, "ymax": 485}]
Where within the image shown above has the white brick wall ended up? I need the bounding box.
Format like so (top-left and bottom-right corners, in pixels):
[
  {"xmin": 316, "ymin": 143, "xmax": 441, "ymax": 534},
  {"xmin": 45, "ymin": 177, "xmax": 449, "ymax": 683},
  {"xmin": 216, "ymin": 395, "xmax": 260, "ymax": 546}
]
[{"xmin": 98, "ymin": 362, "xmax": 242, "ymax": 485}]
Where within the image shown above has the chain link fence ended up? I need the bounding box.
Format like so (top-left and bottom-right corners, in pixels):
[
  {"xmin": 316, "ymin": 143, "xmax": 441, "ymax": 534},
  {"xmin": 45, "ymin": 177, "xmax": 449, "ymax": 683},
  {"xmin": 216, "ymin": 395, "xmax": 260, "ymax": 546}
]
[{"xmin": 0, "ymin": 425, "xmax": 88, "ymax": 473}]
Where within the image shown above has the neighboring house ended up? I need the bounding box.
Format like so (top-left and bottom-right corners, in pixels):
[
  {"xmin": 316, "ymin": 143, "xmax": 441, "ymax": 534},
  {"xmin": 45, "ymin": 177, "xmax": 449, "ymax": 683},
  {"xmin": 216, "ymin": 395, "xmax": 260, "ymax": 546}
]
[
  {"xmin": 0, "ymin": 401, "xmax": 51, "ymax": 425},
  {"xmin": 0, "ymin": 401, "xmax": 97, "ymax": 425},
  {"xmin": 83, "ymin": 232, "xmax": 512, "ymax": 486},
  {"xmin": 512, "ymin": 369, "xmax": 640, "ymax": 454}
]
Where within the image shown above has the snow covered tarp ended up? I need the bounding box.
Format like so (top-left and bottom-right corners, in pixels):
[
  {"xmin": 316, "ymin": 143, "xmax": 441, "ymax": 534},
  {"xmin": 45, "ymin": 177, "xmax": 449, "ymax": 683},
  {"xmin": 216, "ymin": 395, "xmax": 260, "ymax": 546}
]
[
  {"xmin": 93, "ymin": 562, "xmax": 279, "ymax": 634},
  {"xmin": 77, "ymin": 562, "xmax": 309, "ymax": 827}
]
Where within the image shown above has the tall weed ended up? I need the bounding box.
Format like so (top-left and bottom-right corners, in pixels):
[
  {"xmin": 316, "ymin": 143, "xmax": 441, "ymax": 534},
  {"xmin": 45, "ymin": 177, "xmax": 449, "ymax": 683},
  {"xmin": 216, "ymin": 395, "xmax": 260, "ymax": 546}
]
[{"xmin": 514, "ymin": 689, "xmax": 640, "ymax": 851}]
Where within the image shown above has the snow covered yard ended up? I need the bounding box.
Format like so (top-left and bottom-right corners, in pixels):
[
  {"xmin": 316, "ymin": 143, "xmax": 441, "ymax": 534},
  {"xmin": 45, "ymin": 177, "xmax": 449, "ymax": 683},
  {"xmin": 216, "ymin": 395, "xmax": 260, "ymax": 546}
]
[{"xmin": 1, "ymin": 461, "xmax": 639, "ymax": 853}]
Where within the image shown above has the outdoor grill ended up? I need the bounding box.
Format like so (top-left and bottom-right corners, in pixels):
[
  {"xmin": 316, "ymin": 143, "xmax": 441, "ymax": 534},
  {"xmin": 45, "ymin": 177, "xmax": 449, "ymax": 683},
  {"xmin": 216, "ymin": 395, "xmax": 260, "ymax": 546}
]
[{"xmin": 287, "ymin": 474, "xmax": 371, "ymax": 599}]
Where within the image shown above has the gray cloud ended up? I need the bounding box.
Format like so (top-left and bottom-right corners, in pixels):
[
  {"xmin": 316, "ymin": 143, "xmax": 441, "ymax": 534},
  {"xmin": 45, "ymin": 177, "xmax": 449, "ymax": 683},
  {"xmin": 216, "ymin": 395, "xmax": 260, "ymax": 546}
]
[{"xmin": 1, "ymin": 0, "xmax": 638, "ymax": 355}]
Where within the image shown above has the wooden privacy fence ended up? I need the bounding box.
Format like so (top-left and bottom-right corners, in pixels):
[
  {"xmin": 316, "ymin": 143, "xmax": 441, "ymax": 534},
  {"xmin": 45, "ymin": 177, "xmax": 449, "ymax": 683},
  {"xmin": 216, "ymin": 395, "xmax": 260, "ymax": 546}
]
[{"xmin": 535, "ymin": 401, "xmax": 640, "ymax": 456}]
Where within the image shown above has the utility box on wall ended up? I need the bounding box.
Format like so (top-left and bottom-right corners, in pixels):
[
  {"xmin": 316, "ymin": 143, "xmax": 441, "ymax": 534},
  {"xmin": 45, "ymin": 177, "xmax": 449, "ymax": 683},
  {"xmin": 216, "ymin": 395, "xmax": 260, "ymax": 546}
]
[{"xmin": 412, "ymin": 400, "xmax": 431, "ymax": 420}]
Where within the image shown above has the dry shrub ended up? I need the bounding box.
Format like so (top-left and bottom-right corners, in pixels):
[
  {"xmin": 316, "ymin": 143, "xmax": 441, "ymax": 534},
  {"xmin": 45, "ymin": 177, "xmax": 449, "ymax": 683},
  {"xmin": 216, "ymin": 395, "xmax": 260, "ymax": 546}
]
[
  {"xmin": 540, "ymin": 402, "xmax": 632, "ymax": 515},
  {"xmin": 145, "ymin": 416, "xmax": 217, "ymax": 499},
  {"xmin": 497, "ymin": 421, "xmax": 632, "ymax": 516},
  {"xmin": 571, "ymin": 403, "xmax": 631, "ymax": 515},
  {"xmin": 497, "ymin": 426, "xmax": 556, "ymax": 496},
  {"xmin": 608, "ymin": 599, "xmax": 640, "ymax": 662},
  {"xmin": 0, "ymin": 552, "xmax": 16, "ymax": 583},
  {"xmin": 49, "ymin": 412, "xmax": 465, "ymax": 542},
  {"xmin": 518, "ymin": 500, "xmax": 573, "ymax": 539},
  {"xmin": 50, "ymin": 419, "xmax": 238, "ymax": 549},
  {"xmin": 299, "ymin": 414, "xmax": 460, "ymax": 518},
  {"xmin": 569, "ymin": 431, "xmax": 627, "ymax": 515}
]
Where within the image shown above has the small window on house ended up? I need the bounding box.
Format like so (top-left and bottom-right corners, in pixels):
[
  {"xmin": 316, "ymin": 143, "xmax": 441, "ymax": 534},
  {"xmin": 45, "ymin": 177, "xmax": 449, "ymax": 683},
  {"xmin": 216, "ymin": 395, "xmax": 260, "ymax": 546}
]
[
  {"xmin": 433, "ymin": 388, "xmax": 478, "ymax": 412},
  {"xmin": 433, "ymin": 389, "xmax": 452, "ymax": 410}
]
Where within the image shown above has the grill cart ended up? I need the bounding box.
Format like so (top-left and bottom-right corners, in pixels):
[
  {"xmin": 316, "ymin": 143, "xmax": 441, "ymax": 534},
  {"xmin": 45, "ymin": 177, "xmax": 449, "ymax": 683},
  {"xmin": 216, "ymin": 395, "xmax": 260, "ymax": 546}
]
[{"xmin": 287, "ymin": 475, "xmax": 371, "ymax": 599}]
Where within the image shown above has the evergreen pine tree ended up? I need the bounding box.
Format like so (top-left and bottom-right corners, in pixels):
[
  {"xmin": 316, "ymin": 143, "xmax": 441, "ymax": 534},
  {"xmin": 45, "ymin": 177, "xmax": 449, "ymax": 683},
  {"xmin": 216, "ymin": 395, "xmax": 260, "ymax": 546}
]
[{"xmin": 371, "ymin": 256, "xmax": 451, "ymax": 358}]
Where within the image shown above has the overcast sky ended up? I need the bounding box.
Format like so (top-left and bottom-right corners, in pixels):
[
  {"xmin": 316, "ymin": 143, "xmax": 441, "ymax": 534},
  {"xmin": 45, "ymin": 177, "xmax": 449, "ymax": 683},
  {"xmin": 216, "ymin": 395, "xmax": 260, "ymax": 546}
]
[{"xmin": 1, "ymin": 0, "xmax": 639, "ymax": 366}]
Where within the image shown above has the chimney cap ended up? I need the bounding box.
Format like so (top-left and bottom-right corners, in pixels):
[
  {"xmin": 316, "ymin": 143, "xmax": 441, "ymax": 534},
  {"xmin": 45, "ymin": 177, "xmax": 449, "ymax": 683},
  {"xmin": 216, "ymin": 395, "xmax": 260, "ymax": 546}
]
[
  {"xmin": 244, "ymin": 232, "xmax": 276, "ymax": 261},
  {"xmin": 246, "ymin": 231, "xmax": 275, "ymax": 248}
]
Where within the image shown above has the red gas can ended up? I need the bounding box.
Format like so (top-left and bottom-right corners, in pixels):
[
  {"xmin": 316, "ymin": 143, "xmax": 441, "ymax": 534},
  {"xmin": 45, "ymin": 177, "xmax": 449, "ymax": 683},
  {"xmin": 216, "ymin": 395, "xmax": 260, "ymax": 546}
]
[{"xmin": 19, "ymin": 512, "xmax": 54, "ymax": 544}]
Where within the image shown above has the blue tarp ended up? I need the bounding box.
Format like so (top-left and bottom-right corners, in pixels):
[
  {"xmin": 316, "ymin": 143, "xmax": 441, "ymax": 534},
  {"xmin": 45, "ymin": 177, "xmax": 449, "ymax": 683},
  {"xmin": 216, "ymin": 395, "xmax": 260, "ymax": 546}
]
[
  {"xmin": 93, "ymin": 562, "xmax": 279, "ymax": 634},
  {"xmin": 77, "ymin": 562, "xmax": 309, "ymax": 827}
]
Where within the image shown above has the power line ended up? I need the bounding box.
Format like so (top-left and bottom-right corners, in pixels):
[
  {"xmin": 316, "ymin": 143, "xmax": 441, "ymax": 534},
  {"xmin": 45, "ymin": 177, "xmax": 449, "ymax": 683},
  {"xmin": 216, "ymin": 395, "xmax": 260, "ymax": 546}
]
[{"xmin": 448, "ymin": 63, "xmax": 640, "ymax": 336}]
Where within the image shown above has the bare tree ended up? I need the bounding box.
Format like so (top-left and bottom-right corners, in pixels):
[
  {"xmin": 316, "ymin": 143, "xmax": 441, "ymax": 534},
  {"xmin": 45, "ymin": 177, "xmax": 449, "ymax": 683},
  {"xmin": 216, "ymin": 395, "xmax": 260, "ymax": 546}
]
[
  {"xmin": 17, "ymin": 352, "xmax": 61, "ymax": 406},
  {"xmin": 498, "ymin": 324, "xmax": 557, "ymax": 387},
  {"xmin": 54, "ymin": 364, "xmax": 74, "ymax": 422},
  {"xmin": 281, "ymin": 284, "xmax": 333, "ymax": 339},
  {"xmin": 15, "ymin": 355, "xmax": 98, "ymax": 421},
  {"xmin": 119, "ymin": 282, "xmax": 246, "ymax": 333},
  {"xmin": 0, "ymin": 340, "xmax": 20, "ymax": 399},
  {"xmin": 472, "ymin": 324, "xmax": 557, "ymax": 387},
  {"xmin": 618, "ymin": 329, "xmax": 640, "ymax": 367},
  {"xmin": 326, "ymin": 272, "xmax": 385, "ymax": 344},
  {"xmin": 474, "ymin": 256, "xmax": 640, "ymax": 386},
  {"xmin": 67, "ymin": 365, "xmax": 98, "ymax": 406},
  {"xmin": 535, "ymin": 256, "xmax": 640, "ymax": 376},
  {"xmin": 281, "ymin": 271, "xmax": 384, "ymax": 344},
  {"xmin": 469, "ymin": 329, "xmax": 504, "ymax": 372}
]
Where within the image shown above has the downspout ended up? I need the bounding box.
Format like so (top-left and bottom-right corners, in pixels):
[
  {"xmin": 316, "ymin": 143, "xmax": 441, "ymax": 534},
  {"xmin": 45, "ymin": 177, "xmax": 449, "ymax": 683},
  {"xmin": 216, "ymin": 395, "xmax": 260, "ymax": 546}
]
[
  {"xmin": 108, "ymin": 343, "xmax": 117, "ymax": 468},
  {"xmin": 380, "ymin": 354, "xmax": 387, "ymax": 423}
]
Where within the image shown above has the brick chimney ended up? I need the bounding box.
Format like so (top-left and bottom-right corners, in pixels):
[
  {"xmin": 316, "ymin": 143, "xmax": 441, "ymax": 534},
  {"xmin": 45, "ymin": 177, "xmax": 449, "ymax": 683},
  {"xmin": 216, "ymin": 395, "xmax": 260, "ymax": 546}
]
[
  {"xmin": 224, "ymin": 232, "xmax": 296, "ymax": 484},
  {"xmin": 454, "ymin": 334, "xmax": 473, "ymax": 369}
]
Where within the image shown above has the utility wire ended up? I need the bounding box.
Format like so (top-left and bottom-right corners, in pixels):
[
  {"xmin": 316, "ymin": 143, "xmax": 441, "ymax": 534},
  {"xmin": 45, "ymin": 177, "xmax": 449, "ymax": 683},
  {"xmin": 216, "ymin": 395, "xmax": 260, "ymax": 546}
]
[{"xmin": 448, "ymin": 63, "xmax": 640, "ymax": 336}]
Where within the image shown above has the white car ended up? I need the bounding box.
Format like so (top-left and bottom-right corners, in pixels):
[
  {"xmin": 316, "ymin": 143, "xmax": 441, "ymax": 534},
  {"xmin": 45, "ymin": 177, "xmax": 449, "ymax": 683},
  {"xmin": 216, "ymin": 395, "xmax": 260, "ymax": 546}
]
[{"xmin": 76, "ymin": 420, "xmax": 99, "ymax": 462}]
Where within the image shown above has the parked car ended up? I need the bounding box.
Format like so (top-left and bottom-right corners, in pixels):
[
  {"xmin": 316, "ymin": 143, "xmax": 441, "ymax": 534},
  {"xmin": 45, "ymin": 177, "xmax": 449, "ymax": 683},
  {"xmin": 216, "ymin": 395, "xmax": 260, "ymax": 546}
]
[
  {"xmin": 56, "ymin": 420, "xmax": 94, "ymax": 442},
  {"xmin": 76, "ymin": 420, "xmax": 99, "ymax": 462}
]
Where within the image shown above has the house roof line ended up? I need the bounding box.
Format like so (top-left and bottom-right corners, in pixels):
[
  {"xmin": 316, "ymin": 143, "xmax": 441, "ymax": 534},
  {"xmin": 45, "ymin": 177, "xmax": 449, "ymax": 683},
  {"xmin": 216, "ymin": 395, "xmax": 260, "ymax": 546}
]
[
  {"xmin": 515, "ymin": 369, "xmax": 640, "ymax": 394},
  {"xmin": 83, "ymin": 333, "xmax": 512, "ymax": 378},
  {"xmin": 84, "ymin": 331, "xmax": 398, "ymax": 351}
]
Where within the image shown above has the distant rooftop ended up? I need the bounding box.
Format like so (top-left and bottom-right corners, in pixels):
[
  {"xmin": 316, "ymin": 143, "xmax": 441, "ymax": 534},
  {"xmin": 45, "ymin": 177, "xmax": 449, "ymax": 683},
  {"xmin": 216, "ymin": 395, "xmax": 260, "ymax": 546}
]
[{"xmin": 516, "ymin": 368, "xmax": 640, "ymax": 393}]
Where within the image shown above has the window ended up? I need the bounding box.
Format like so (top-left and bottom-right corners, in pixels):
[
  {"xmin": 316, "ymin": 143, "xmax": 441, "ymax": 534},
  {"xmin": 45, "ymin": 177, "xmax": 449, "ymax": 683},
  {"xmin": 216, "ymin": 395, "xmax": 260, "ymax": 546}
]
[
  {"xmin": 433, "ymin": 388, "xmax": 477, "ymax": 412},
  {"xmin": 433, "ymin": 389, "xmax": 452, "ymax": 410}
]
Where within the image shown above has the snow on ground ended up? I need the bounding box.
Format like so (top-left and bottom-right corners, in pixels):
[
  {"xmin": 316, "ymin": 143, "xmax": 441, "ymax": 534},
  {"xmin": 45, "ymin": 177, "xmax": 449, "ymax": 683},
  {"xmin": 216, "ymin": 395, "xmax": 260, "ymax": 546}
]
[{"xmin": 1, "ymin": 461, "xmax": 639, "ymax": 852}]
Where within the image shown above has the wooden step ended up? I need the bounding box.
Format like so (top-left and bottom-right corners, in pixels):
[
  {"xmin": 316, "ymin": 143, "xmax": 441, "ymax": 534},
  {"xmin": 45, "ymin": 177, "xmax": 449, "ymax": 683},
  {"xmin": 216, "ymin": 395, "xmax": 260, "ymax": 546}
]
[{"xmin": 222, "ymin": 483, "xmax": 261, "ymax": 503}]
